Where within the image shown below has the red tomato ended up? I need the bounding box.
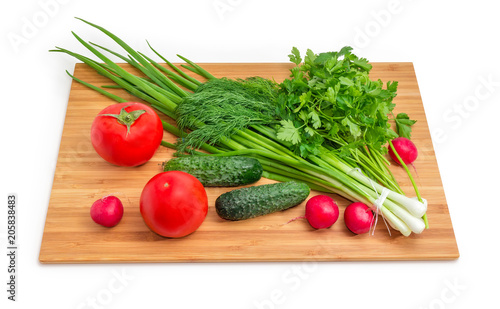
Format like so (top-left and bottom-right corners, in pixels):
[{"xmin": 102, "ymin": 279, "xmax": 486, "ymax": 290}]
[
  {"xmin": 91, "ymin": 102, "xmax": 163, "ymax": 167},
  {"xmin": 140, "ymin": 171, "xmax": 208, "ymax": 238}
]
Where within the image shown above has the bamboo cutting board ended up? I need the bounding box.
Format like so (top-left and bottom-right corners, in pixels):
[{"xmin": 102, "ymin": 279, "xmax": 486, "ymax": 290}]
[{"xmin": 39, "ymin": 62, "xmax": 459, "ymax": 263}]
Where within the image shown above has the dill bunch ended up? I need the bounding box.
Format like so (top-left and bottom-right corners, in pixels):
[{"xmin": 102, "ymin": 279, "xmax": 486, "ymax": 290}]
[{"xmin": 175, "ymin": 77, "xmax": 279, "ymax": 152}]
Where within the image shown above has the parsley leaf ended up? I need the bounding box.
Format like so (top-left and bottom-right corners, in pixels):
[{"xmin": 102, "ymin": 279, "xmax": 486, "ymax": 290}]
[
  {"xmin": 277, "ymin": 119, "xmax": 301, "ymax": 144},
  {"xmin": 395, "ymin": 113, "xmax": 417, "ymax": 139},
  {"xmin": 304, "ymin": 126, "xmax": 316, "ymax": 137},
  {"xmin": 339, "ymin": 76, "xmax": 354, "ymax": 87},
  {"xmin": 342, "ymin": 117, "xmax": 362, "ymax": 138},
  {"xmin": 288, "ymin": 47, "xmax": 302, "ymax": 66},
  {"xmin": 309, "ymin": 110, "xmax": 321, "ymax": 129}
]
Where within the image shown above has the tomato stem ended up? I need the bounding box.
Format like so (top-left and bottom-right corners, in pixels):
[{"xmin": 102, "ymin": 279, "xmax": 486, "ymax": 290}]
[{"xmin": 100, "ymin": 105, "xmax": 146, "ymax": 136}]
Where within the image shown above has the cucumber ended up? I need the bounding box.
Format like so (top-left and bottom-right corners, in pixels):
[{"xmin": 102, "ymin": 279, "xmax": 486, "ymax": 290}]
[
  {"xmin": 215, "ymin": 181, "xmax": 310, "ymax": 220},
  {"xmin": 163, "ymin": 156, "xmax": 263, "ymax": 187}
]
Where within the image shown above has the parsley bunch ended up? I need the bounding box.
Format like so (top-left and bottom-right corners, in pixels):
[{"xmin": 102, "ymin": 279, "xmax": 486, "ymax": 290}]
[{"xmin": 276, "ymin": 46, "xmax": 412, "ymax": 160}]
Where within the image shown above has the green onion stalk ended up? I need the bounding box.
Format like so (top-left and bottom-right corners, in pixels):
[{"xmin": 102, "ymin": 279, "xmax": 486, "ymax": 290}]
[{"xmin": 52, "ymin": 18, "xmax": 428, "ymax": 236}]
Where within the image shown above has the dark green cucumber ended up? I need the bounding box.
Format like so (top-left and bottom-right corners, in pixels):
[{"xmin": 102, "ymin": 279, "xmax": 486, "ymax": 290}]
[
  {"xmin": 215, "ymin": 181, "xmax": 310, "ymax": 220},
  {"xmin": 163, "ymin": 156, "xmax": 263, "ymax": 187}
]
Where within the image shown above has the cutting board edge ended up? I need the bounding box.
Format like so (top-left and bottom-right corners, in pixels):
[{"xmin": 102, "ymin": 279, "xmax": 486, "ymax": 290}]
[{"xmin": 39, "ymin": 254, "xmax": 460, "ymax": 264}]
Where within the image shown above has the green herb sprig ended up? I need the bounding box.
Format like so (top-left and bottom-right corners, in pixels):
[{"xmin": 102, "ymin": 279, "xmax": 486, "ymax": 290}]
[{"xmin": 276, "ymin": 46, "xmax": 408, "ymax": 159}]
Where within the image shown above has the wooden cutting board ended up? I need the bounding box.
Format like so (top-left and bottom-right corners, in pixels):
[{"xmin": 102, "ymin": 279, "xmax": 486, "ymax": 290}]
[{"xmin": 39, "ymin": 62, "xmax": 459, "ymax": 263}]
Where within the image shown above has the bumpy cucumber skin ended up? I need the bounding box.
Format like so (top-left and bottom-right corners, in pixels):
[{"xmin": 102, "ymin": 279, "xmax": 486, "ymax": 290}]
[
  {"xmin": 215, "ymin": 181, "xmax": 310, "ymax": 221},
  {"xmin": 163, "ymin": 156, "xmax": 263, "ymax": 187}
]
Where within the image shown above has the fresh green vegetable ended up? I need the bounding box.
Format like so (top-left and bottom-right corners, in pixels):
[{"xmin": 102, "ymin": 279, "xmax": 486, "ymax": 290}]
[
  {"xmin": 175, "ymin": 77, "xmax": 278, "ymax": 153},
  {"xmin": 388, "ymin": 139, "xmax": 428, "ymax": 227},
  {"xmin": 275, "ymin": 47, "xmax": 408, "ymax": 192},
  {"xmin": 52, "ymin": 18, "xmax": 428, "ymax": 236},
  {"xmin": 277, "ymin": 46, "xmax": 399, "ymax": 158},
  {"xmin": 163, "ymin": 156, "xmax": 263, "ymax": 187},
  {"xmin": 215, "ymin": 181, "xmax": 310, "ymax": 220},
  {"xmin": 394, "ymin": 113, "xmax": 417, "ymax": 139}
]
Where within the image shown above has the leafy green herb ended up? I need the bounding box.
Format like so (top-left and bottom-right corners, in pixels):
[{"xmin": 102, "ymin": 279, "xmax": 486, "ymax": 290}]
[
  {"xmin": 288, "ymin": 47, "xmax": 302, "ymax": 65},
  {"xmin": 175, "ymin": 77, "xmax": 278, "ymax": 152},
  {"xmin": 275, "ymin": 46, "xmax": 400, "ymax": 159},
  {"xmin": 395, "ymin": 112, "xmax": 417, "ymax": 139},
  {"xmin": 276, "ymin": 119, "xmax": 302, "ymax": 144}
]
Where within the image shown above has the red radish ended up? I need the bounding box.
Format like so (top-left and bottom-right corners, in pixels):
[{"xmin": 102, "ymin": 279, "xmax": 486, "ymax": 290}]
[
  {"xmin": 305, "ymin": 195, "xmax": 339, "ymax": 229},
  {"xmin": 287, "ymin": 195, "xmax": 339, "ymax": 229},
  {"xmin": 389, "ymin": 137, "xmax": 418, "ymax": 165},
  {"xmin": 344, "ymin": 202, "xmax": 374, "ymax": 235},
  {"xmin": 90, "ymin": 195, "xmax": 124, "ymax": 227}
]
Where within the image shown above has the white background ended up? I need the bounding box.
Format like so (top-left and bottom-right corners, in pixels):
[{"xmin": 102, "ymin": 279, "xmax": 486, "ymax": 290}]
[{"xmin": 1, "ymin": 0, "xmax": 498, "ymax": 308}]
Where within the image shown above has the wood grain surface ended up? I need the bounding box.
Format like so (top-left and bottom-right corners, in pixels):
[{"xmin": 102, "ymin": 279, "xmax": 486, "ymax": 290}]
[{"xmin": 39, "ymin": 62, "xmax": 459, "ymax": 263}]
